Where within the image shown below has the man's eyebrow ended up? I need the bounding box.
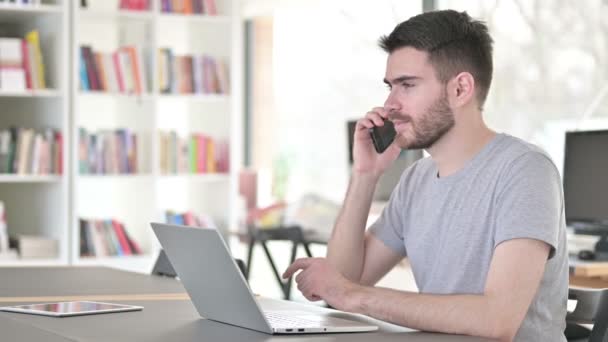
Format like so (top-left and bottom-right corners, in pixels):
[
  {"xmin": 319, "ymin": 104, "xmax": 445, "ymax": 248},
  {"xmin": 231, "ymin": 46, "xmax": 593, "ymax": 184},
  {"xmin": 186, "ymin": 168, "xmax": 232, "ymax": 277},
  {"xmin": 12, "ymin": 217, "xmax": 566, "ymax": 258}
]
[{"xmin": 383, "ymin": 75, "xmax": 422, "ymax": 85}]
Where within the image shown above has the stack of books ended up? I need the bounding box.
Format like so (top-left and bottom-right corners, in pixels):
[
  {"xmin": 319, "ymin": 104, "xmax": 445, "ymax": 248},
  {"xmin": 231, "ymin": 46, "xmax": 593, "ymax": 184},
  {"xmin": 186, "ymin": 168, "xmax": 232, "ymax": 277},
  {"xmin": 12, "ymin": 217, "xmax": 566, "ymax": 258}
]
[
  {"xmin": 160, "ymin": 0, "xmax": 217, "ymax": 15},
  {"xmin": 158, "ymin": 131, "xmax": 229, "ymax": 174},
  {"xmin": 79, "ymin": 218, "xmax": 142, "ymax": 257},
  {"xmin": 0, "ymin": 31, "xmax": 46, "ymax": 91},
  {"xmin": 78, "ymin": 128, "xmax": 138, "ymax": 175},
  {"xmin": 19, "ymin": 235, "xmax": 58, "ymax": 259},
  {"xmin": 0, "ymin": 127, "xmax": 63, "ymax": 175},
  {"xmin": 79, "ymin": 45, "xmax": 149, "ymax": 95},
  {"xmin": 157, "ymin": 49, "xmax": 229, "ymax": 95}
]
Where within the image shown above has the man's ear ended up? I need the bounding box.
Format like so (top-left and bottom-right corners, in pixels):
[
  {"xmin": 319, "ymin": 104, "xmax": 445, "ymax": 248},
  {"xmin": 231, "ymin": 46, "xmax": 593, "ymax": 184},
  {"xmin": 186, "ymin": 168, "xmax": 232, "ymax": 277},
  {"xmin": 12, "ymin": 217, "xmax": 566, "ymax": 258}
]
[{"xmin": 447, "ymin": 72, "xmax": 475, "ymax": 108}]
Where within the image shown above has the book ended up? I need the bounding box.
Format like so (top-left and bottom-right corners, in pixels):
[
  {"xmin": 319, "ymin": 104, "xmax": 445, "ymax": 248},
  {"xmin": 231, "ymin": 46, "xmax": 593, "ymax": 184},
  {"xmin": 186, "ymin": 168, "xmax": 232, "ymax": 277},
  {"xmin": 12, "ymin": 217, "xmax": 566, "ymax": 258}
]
[
  {"xmin": 0, "ymin": 201, "xmax": 7, "ymax": 252},
  {"xmin": 0, "ymin": 38, "xmax": 26, "ymax": 90},
  {"xmin": 24, "ymin": 31, "xmax": 45, "ymax": 89}
]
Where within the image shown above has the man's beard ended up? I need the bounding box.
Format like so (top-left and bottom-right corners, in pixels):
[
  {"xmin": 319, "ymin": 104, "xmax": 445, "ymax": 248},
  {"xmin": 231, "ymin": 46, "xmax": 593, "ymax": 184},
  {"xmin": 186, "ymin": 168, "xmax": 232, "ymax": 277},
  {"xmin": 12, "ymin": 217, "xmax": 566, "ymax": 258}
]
[{"xmin": 391, "ymin": 92, "xmax": 455, "ymax": 150}]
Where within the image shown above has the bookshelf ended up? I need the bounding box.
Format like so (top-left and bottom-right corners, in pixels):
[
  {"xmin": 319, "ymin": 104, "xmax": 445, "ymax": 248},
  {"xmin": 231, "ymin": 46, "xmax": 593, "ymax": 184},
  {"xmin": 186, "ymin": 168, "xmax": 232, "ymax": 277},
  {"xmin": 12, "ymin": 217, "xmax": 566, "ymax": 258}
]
[
  {"xmin": 0, "ymin": 0, "xmax": 70, "ymax": 266},
  {"xmin": 69, "ymin": 0, "xmax": 241, "ymax": 273}
]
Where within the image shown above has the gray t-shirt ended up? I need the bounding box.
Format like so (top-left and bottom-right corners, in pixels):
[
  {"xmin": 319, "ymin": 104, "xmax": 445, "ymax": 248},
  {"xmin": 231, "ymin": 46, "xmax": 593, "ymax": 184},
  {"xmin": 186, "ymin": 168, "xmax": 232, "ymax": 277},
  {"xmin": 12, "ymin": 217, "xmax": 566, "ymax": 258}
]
[{"xmin": 370, "ymin": 133, "xmax": 568, "ymax": 341}]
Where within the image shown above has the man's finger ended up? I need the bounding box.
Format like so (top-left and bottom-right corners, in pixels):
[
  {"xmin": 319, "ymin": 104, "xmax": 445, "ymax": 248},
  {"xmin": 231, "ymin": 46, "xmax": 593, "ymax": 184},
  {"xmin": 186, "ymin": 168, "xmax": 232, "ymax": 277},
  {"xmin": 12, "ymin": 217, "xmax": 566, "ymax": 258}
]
[{"xmin": 282, "ymin": 258, "xmax": 313, "ymax": 279}]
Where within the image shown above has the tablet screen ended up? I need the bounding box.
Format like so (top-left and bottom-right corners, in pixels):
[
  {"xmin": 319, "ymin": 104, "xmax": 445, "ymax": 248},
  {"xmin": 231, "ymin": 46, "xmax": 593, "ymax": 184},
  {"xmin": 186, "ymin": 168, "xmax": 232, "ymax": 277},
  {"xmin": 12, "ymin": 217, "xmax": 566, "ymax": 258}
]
[{"xmin": 0, "ymin": 301, "xmax": 143, "ymax": 317}]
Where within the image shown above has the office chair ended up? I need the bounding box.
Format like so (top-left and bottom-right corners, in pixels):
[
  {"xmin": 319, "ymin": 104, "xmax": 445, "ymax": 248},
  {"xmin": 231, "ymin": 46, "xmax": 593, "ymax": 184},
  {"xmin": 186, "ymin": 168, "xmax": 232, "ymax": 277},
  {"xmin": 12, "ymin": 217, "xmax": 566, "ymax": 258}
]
[{"xmin": 565, "ymin": 287, "xmax": 608, "ymax": 341}]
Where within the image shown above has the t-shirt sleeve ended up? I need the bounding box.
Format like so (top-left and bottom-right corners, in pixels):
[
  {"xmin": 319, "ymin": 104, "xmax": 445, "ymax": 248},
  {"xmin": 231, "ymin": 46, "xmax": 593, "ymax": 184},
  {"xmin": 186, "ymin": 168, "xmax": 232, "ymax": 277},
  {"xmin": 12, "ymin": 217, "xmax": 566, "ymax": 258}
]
[
  {"xmin": 369, "ymin": 178, "xmax": 408, "ymax": 257},
  {"xmin": 494, "ymin": 152, "xmax": 563, "ymax": 259}
]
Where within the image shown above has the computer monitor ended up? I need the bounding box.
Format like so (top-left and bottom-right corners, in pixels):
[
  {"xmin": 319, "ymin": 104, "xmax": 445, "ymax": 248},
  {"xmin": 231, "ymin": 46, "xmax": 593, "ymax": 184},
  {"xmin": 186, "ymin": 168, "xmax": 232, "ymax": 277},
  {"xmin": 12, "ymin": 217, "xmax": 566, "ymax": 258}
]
[
  {"xmin": 346, "ymin": 120, "xmax": 422, "ymax": 201},
  {"xmin": 563, "ymin": 130, "xmax": 608, "ymax": 258}
]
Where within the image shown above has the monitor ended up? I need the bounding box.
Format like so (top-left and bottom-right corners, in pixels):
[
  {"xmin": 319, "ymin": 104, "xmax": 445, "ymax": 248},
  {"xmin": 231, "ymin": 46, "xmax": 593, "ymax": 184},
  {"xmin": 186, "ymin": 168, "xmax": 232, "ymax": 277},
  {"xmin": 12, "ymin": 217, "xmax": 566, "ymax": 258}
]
[
  {"xmin": 346, "ymin": 120, "xmax": 422, "ymax": 201},
  {"xmin": 563, "ymin": 130, "xmax": 608, "ymax": 258}
]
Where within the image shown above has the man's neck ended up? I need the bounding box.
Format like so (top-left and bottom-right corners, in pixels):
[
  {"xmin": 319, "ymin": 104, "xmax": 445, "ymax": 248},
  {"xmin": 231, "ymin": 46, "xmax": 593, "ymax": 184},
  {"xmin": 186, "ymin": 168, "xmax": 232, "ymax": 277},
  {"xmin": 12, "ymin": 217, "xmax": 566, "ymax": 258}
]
[{"xmin": 427, "ymin": 116, "xmax": 496, "ymax": 178}]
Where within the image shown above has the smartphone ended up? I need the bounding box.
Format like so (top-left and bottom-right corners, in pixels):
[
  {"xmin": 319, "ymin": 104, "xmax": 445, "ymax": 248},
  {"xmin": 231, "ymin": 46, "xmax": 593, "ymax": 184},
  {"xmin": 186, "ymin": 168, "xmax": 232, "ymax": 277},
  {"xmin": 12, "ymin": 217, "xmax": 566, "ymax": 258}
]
[{"xmin": 369, "ymin": 119, "xmax": 396, "ymax": 153}]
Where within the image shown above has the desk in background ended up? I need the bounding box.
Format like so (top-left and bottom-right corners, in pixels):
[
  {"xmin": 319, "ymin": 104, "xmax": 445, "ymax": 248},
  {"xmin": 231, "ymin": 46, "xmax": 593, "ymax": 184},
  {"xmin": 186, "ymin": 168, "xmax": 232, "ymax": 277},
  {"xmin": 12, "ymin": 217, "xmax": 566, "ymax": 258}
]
[
  {"xmin": 0, "ymin": 267, "xmax": 490, "ymax": 342},
  {"xmin": 570, "ymin": 259, "xmax": 608, "ymax": 288}
]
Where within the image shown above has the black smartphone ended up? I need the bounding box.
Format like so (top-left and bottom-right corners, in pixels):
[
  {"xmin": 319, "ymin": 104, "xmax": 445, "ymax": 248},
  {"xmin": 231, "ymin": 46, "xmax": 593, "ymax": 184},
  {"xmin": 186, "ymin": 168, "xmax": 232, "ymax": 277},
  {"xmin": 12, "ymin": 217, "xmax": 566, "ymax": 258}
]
[{"xmin": 369, "ymin": 119, "xmax": 396, "ymax": 153}]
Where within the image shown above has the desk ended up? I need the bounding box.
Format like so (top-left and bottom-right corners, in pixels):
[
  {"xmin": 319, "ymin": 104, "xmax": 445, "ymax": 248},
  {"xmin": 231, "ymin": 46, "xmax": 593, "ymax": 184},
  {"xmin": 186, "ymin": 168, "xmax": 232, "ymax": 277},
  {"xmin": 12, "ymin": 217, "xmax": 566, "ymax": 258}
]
[
  {"xmin": 0, "ymin": 267, "xmax": 491, "ymax": 341},
  {"xmin": 569, "ymin": 259, "xmax": 608, "ymax": 288}
]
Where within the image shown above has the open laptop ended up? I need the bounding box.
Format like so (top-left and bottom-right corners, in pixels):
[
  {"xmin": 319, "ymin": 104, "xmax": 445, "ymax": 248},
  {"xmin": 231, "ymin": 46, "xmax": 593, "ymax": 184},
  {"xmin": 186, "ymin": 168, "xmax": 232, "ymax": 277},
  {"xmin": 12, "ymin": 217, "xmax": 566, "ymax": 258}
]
[{"xmin": 150, "ymin": 222, "xmax": 378, "ymax": 334}]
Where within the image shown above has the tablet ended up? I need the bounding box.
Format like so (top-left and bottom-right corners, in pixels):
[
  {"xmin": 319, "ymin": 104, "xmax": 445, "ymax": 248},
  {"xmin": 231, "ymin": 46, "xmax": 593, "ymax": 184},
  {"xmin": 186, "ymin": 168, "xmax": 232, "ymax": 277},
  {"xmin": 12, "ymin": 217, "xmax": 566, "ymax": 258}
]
[{"xmin": 0, "ymin": 301, "xmax": 143, "ymax": 317}]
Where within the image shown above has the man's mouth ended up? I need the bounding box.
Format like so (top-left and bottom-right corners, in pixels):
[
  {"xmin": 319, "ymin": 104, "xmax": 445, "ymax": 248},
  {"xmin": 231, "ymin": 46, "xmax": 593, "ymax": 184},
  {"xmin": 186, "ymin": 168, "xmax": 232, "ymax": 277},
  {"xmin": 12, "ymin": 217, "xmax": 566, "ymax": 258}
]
[{"xmin": 392, "ymin": 120, "xmax": 411, "ymax": 132}]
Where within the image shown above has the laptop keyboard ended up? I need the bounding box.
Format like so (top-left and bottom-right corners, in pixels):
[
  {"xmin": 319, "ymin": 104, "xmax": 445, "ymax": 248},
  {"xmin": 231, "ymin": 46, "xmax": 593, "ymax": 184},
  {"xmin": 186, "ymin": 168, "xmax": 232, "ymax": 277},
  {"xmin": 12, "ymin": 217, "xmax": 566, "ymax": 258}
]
[{"xmin": 265, "ymin": 312, "xmax": 321, "ymax": 328}]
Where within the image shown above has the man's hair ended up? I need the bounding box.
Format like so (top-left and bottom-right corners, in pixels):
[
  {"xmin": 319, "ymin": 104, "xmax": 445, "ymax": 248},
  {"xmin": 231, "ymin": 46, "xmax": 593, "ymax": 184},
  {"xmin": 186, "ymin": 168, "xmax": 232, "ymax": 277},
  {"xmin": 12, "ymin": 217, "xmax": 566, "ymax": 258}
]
[{"xmin": 379, "ymin": 10, "xmax": 493, "ymax": 108}]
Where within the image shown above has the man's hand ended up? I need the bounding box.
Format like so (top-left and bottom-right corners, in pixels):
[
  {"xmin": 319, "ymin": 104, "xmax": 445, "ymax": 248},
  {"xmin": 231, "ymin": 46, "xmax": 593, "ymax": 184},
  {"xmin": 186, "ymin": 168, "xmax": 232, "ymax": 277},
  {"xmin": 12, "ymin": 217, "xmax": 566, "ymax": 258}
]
[
  {"xmin": 353, "ymin": 107, "xmax": 402, "ymax": 177},
  {"xmin": 282, "ymin": 257, "xmax": 360, "ymax": 310}
]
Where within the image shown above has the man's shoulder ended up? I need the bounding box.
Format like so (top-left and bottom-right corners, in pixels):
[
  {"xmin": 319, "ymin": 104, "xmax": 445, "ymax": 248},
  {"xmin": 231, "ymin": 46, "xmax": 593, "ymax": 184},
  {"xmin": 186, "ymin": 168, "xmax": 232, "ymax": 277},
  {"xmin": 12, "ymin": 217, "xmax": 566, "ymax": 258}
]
[
  {"xmin": 490, "ymin": 135, "xmax": 563, "ymax": 195},
  {"xmin": 496, "ymin": 134, "xmax": 558, "ymax": 174}
]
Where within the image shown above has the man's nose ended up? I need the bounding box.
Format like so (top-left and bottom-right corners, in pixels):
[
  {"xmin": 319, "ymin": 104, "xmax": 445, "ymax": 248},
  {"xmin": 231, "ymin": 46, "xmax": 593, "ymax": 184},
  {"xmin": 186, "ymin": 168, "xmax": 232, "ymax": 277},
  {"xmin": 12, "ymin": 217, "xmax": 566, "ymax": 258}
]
[{"xmin": 384, "ymin": 91, "xmax": 401, "ymax": 114}]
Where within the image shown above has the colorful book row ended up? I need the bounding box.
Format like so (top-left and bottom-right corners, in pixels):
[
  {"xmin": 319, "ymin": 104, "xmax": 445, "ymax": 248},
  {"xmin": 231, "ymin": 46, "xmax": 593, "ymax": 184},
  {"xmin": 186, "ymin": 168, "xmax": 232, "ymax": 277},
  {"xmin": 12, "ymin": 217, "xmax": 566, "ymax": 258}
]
[
  {"xmin": 160, "ymin": 0, "xmax": 217, "ymax": 15},
  {"xmin": 0, "ymin": 31, "xmax": 46, "ymax": 91},
  {"xmin": 158, "ymin": 49, "xmax": 229, "ymax": 95},
  {"xmin": 0, "ymin": 128, "xmax": 62, "ymax": 175},
  {"xmin": 165, "ymin": 210, "xmax": 216, "ymax": 228},
  {"xmin": 79, "ymin": 218, "xmax": 142, "ymax": 257},
  {"xmin": 78, "ymin": 128, "xmax": 138, "ymax": 175},
  {"xmin": 0, "ymin": 0, "xmax": 43, "ymax": 6},
  {"xmin": 79, "ymin": 45, "xmax": 149, "ymax": 94},
  {"xmin": 158, "ymin": 131, "xmax": 229, "ymax": 174}
]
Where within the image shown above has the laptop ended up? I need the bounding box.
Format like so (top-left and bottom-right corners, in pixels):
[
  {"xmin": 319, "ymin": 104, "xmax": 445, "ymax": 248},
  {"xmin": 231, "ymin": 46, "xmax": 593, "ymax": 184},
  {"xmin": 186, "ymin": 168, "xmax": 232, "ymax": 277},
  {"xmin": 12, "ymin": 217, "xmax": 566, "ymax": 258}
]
[{"xmin": 150, "ymin": 222, "xmax": 378, "ymax": 334}]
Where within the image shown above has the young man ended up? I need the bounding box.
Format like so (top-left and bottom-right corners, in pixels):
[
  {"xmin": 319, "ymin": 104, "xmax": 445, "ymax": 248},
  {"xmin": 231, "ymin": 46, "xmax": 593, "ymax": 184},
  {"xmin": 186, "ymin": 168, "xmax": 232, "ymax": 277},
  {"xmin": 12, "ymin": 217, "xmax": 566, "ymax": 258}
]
[{"xmin": 283, "ymin": 10, "xmax": 568, "ymax": 342}]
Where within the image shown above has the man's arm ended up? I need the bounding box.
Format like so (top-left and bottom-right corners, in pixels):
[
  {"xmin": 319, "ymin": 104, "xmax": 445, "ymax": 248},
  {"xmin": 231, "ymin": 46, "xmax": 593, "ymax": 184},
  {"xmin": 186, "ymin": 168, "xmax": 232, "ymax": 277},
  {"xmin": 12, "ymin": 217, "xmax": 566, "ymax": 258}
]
[
  {"xmin": 327, "ymin": 173, "xmax": 403, "ymax": 284},
  {"xmin": 284, "ymin": 238, "xmax": 550, "ymax": 342},
  {"xmin": 327, "ymin": 107, "xmax": 403, "ymax": 283},
  {"xmin": 326, "ymin": 172, "xmax": 378, "ymax": 281}
]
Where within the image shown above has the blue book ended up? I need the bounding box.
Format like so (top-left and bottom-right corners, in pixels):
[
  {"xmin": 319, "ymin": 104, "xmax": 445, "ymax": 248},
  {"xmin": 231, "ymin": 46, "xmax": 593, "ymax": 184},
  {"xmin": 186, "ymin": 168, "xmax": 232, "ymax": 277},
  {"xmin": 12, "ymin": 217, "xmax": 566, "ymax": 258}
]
[{"xmin": 79, "ymin": 48, "xmax": 90, "ymax": 91}]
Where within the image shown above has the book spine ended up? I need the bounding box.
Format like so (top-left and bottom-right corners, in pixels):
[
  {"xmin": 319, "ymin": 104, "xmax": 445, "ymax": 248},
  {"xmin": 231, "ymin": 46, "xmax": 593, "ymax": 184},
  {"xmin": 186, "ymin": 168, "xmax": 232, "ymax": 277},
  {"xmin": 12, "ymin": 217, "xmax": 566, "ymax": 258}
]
[
  {"xmin": 112, "ymin": 220, "xmax": 132, "ymax": 255},
  {"xmin": 25, "ymin": 30, "xmax": 45, "ymax": 89}
]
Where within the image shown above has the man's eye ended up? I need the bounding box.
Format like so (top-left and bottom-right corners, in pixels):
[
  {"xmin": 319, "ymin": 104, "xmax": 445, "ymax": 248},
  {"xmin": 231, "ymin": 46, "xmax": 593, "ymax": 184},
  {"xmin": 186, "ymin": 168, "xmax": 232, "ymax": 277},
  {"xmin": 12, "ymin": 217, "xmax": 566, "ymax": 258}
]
[
  {"xmin": 402, "ymin": 82, "xmax": 413, "ymax": 88},
  {"xmin": 385, "ymin": 84, "xmax": 392, "ymax": 90}
]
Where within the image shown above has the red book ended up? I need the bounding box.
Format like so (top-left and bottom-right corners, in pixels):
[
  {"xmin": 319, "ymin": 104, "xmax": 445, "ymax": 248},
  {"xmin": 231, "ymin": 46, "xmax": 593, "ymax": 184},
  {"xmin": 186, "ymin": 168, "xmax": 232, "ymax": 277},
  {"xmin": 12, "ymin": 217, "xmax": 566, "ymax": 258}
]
[
  {"xmin": 183, "ymin": 212, "xmax": 195, "ymax": 226},
  {"xmin": 121, "ymin": 223, "xmax": 142, "ymax": 255},
  {"xmin": 112, "ymin": 220, "xmax": 132, "ymax": 255},
  {"xmin": 21, "ymin": 40, "xmax": 32, "ymax": 89}
]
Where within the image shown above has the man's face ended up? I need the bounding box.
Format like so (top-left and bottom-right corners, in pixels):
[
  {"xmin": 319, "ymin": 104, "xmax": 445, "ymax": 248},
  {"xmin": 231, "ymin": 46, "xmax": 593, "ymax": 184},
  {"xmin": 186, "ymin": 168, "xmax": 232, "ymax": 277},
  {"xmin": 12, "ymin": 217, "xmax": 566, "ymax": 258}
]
[{"xmin": 383, "ymin": 47, "xmax": 455, "ymax": 150}]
